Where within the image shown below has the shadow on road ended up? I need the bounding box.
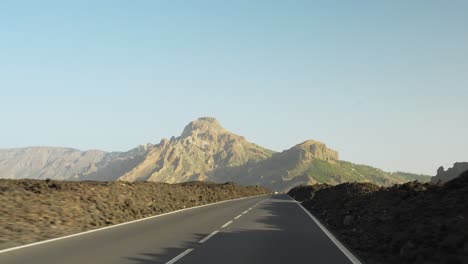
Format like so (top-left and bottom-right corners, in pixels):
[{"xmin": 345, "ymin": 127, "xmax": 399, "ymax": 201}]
[{"xmin": 124, "ymin": 195, "xmax": 351, "ymax": 264}]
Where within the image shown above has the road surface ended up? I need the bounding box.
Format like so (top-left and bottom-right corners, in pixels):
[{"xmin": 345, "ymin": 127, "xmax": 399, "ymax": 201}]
[{"xmin": 0, "ymin": 194, "xmax": 358, "ymax": 264}]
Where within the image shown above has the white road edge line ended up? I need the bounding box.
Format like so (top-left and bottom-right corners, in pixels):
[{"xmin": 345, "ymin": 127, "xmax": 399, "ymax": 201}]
[
  {"xmin": 199, "ymin": 230, "xmax": 219, "ymax": 244},
  {"xmin": 165, "ymin": 248, "xmax": 194, "ymax": 264},
  {"xmin": 288, "ymin": 195, "xmax": 362, "ymax": 264},
  {"xmin": 0, "ymin": 194, "xmax": 270, "ymax": 254},
  {"xmin": 234, "ymin": 214, "xmax": 242, "ymax": 220},
  {"xmin": 221, "ymin": 220, "xmax": 233, "ymax": 228}
]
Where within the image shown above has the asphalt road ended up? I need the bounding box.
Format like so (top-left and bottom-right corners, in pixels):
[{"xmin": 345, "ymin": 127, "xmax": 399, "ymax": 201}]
[{"xmin": 0, "ymin": 194, "xmax": 358, "ymax": 264}]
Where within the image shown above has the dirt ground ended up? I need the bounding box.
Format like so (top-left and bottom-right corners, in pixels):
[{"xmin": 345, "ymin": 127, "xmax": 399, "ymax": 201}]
[
  {"xmin": 289, "ymin": 170, "xmax": 468, "ymax": 264},
  {"xmin": 0, "ymin": 179, "xmax": 269, "ymax": 249}
]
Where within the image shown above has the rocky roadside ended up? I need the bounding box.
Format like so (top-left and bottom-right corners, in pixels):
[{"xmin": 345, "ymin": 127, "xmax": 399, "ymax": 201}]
[
  {"xmin": 288, "ymin": 170, "xmax": 468, "ymax": 264},
  {"xmin": 0, "ymin": 179, "xmax": 269, "ymax": 250}
]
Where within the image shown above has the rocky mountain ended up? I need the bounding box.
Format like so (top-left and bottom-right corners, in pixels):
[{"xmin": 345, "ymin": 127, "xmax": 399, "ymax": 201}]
[
  {"xmin": 431, "ymin": 162, "xmax": 468, "ymax": 183},
  {"xmin": 118, "ymin": 117, "xmax": 274, "ymax": 183},
  {"xmin": 0, "ymin": 117, "xmax": 431, "ymax": 190}
]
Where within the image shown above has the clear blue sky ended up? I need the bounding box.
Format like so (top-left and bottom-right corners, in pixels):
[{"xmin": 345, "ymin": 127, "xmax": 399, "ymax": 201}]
[{"xmin": 1, "ymin": 0, "xmax": 467, "ymax": 175}]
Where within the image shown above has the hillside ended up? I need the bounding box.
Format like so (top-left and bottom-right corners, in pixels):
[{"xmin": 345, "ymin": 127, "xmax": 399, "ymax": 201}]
[
  {"xmin": 0, "ymin": 147, "xmax": 107, "ymax": 180},
  {"xmin": 0, "ymin": 117, "xmax": 430, "ymax": 190},
  {"xmin": 390, "ymin": 171, "xmax": 432, "ymax": 183},
  {"xmin": 0, "ymin": 146, "xmax": 151, "ymax": 181},
  {"xmin": 210, "ymin": 141, "xmax": 427, "ymax": 191}
]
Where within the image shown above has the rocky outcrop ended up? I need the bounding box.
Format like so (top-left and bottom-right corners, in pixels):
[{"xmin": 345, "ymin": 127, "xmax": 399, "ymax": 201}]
[
  {"xmin": 118, "ymin": 117, "xmax": 274, "ymax": 183},
  {"xmin": 289, "ymin": 140, "xmax": 339, "ymax": 161},
  {"xmin": 209, "ymin": 140, "xmax": 342, "ymax": 191},
  {"xmin": 431, "ymin": 162, "xmax": 468, "ymax": 183}
]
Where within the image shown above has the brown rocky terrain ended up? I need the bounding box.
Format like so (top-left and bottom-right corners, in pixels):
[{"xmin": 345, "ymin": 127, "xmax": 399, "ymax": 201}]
[
  {"xmin": 289, "ymin": 170, "xmax": 468, "ymax": 264},
  {"xmin": 0, "ymin": 179, "xmax": 269, "ymax": 250}
]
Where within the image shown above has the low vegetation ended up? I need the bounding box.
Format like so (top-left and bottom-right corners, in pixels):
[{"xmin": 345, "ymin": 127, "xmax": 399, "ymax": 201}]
[{"xmin": 0, "ymin": 179, "xmax": 269, "ymax": 250}]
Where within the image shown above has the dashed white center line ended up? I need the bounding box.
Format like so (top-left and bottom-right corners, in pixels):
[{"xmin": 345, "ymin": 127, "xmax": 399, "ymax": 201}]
[
  {"xmin": 165, "ymin": 199, "xmax": 268, "ymax": 264},
  {"xmin": 221, "ymin": 220, "xmax": 233, "ymax": 228},
  {"xmin": 199, "ymin": 230, "xmax": 219, "ymax": 243},
  {"xmin": 251, "ymin": 199, "xmax": 266, "ymax": 208},
  {"xmin": 165, "ymin": 248, "xmax": 194, "ymax": 264}
]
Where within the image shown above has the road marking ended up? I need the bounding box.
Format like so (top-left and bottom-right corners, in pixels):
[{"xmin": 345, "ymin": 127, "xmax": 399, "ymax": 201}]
[
  {"xmin": 0, "ymin": 194, "xmax": 270, "ymax": 254},
  {"xmin": 288, "ymin": 196, "xmax": 362, "ymax": 264},
  {"xmin": 252, "ymin": 198, "xmax": 267, "ymax": 208},
  {"xmin": 234, "ymin": 214, "xmax": 242, "ymax": 220},
  {"xmin": 165, "ymin": 248, "xmax": 194, "ymax": 264},
  {"xmin": 221, "ymin": 220, "xmax": 233, "ymax": 228},
  {"xmin": 199, "ymin": 230, "xmax": 219, "ymax": 244},
  {"xmin": 242, "ymin": 210, "xmax": 248, "ymax": 214}
]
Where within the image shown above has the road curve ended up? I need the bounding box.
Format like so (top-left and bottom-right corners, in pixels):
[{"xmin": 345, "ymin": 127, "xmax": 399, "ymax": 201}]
[{"xmin": 0, "ymin": 194, "xmax": 357, "ymax": 264}]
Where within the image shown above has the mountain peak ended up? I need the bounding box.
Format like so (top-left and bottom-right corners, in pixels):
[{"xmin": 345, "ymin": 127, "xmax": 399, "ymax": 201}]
[
  {"xmin": 295, "ymin": 140, "xmax": 324, "ymax": 147},
  {"xmin": 119, "ymin": 117, "xmax": 274, "ymax": 183},
  {"xmin": 291, "ymin": 139, "xmax": 339, "ymax": 161},
  {"xmin": 196, "ymin": 117, "xmax": 219, "ymax": 123},
  {"xmin": 180, "ymin": 117, "xmax": 225, "ymax": 138}
]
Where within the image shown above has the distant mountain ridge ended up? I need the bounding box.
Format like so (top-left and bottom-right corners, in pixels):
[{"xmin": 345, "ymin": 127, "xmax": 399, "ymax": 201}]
[
  {"xmin": 0, "ymin": 117, "xmax": 431, "ymax": 190},
  {"xmin": 0, "ymin": 145, "xmax": 151, "ymax": 181}
]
